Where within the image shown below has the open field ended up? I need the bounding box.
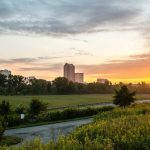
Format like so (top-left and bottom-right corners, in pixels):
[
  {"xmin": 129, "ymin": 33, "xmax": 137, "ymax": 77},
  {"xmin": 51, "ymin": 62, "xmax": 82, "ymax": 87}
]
[{"xmin": 0, "ymin": 94, "xmax": 150, "ymax": 108}]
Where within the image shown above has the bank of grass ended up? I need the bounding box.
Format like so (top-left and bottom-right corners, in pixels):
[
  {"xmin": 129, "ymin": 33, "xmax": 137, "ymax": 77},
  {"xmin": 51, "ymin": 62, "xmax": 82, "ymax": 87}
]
[
  {"xmin": 0, "ymin": 94, "xmax": 149, "ymax": 109},
  {"xmin": 1, "ymin": 104, "xmax": 150, "ymax": 150},
  {"xmin": 0, "ymin": 136, "xmax": 22, "ymax": 146}
]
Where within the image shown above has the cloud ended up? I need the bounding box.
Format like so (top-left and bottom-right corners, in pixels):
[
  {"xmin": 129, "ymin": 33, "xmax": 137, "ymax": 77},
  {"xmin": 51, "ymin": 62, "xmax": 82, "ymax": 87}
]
[
  {"xmin": 0, "ymin": 0, "xmax": 147, "ymax": 36},
  {"xmin": 19, "ymin": 63, "xmax": 62, "ymax": 72},
  {"xmin": 71, "ymin": 48, "xmax": 93, "ymax": 56},
  {"xmin": 0, "ymin": 56, "xmax": 72, "ymax": 64},
  {"xmin": 77, "ymin": 51, "xmax": 150, "ymax": 79}
]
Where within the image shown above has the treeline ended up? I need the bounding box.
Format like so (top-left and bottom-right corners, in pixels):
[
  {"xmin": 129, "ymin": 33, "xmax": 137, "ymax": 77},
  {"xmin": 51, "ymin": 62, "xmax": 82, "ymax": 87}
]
[{"xmin": 0, "ymin": 74, "xmax": 150, "ymax": 95}]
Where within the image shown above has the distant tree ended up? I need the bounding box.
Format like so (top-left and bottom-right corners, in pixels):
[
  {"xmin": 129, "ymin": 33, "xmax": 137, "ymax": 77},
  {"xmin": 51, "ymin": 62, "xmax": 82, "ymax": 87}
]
[
  {"xmin": 28, "ymin": 99, "xmax": 48, "ymax": 115},
  {"xmin": 7, "ymin": 75, "xmax": 26, "ymax": 95},
  {"xmin": 0, "ymin": 74, "xmax": 7, "ymax": 87},
  {"xmin": 47, "ymin": 81, "xmax": 52, "ymax": 94},
  {"xmin": 52, "ymin": 77, "xmax": 75, "ymax": 94},
  {"xmin": 113, "ymin": 85, "xmax": 136, "ymax": 107},
  {"xmin": 0, "ymin": 100, "xmax": 11, "ymax": 116},
  {"xmin": 30, "ymin": 79, "xmax": 48, "ymax": 94}
]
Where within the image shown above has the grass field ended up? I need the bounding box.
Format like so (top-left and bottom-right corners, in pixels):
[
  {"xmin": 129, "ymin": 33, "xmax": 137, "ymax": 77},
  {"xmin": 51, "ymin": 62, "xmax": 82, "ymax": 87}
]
[{"xmin": 0, "ymin": 94, "xmax": 150, "ymax": 108}]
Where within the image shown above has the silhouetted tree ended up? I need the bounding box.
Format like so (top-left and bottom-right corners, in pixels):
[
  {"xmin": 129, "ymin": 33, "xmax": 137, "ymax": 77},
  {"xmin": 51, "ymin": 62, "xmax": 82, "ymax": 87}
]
[{"xmin": 113, "ymin": 85, "xmax": 136, "ymax": 107}]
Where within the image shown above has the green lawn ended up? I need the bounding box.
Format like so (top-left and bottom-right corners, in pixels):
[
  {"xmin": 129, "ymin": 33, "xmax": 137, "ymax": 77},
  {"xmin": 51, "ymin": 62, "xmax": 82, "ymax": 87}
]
[{"xmin": 0, "ymin": 94, "xmax": 150, "ymax": 108}]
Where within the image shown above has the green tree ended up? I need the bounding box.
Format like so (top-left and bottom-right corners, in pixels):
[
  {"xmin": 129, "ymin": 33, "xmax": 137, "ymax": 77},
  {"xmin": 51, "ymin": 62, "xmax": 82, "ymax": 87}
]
[
  {"xmin": 28, "ymin": 99, "xmax": 48, "ymax": 115},
  {"xmin": 0, "ymin": 100, "xmax": 11, "ymax": 116},
  {"xmin": 30, "ymin": 79, "xmax": 48, "ymax": 94},
  {"xmin": 113, "ymin": 85, "xmax": 136, "ymax": 107},
  {"xmin": 0, "ymin": 74, "xmax": 7, "ymax": 87},
  {"xmin": 7, "ymin": 75, "xmax": 26, "ymax": 95},
  {"xmin": 52, "ymin": 77, "xmax": 75, "ymax": 94}
]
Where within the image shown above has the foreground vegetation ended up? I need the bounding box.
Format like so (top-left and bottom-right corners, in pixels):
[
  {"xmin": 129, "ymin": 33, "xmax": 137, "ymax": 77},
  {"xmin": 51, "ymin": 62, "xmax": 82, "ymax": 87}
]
[
  {"xmin": 1, "ymin": 104, "xmax": 150, "ymax": 150},
  {"xmin": 0, "ymin": 94, "xmax": 149, "ymax": 109}
]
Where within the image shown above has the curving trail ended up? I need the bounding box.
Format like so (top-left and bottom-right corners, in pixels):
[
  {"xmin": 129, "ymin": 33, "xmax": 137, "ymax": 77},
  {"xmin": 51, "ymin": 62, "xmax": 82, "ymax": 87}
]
[{"xmin": 5, "ymin": 118, "xmax": 92, "ymax": 144}]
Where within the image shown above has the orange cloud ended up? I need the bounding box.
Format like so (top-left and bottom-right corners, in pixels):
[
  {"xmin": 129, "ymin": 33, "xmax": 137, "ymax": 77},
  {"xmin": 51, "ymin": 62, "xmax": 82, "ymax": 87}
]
[{"xmin": 78, "ymin": 52, "xmax": 150, "ymax": 82}]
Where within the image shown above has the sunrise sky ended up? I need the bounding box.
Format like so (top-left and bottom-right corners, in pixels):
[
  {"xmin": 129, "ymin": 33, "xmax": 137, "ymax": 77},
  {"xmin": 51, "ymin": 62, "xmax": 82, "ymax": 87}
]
[{"xmin": 0, "ymin": 0, "xmax": 150, "ymax": 83}]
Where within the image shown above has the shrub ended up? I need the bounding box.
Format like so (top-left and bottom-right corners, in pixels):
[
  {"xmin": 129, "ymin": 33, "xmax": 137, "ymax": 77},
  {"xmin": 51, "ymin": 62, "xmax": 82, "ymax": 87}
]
[
  {"xmin": 0, "ymin": 100, "xmax": 11, "ymax": 116},
  {"xmin": 6, "ymin": 114, "xmax": 27, "ymax": 127},
  {"xmin": 28, "ymin": 99, "xmax": 48, "ymax": 115},
  {"xmin": 113, "ymin": 85, "xmax": 136, "ymax": 107}
]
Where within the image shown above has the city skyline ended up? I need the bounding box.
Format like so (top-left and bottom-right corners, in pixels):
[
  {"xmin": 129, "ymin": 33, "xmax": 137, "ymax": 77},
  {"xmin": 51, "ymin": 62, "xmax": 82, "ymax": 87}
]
[
  {"xmin": 0, "ymin": 0, "xmax": 150, "ymax": 83},
  {"xmin": 64, "ymin": 63, "xmax": 84, "ymax": 83}
]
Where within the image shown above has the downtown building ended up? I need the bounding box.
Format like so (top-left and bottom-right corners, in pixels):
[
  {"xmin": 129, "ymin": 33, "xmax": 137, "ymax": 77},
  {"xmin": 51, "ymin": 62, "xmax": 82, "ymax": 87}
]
[
  {"xmin": 75, "ymin": 73, "xmax": 84, "ymax": 83},
  {"xmin": 64, "ymin": 63, "xmax": 84, "ymax": 83},
  {"xmin": 64, "ymin": 63, "xmax": 75, "ymax": 82},
  {"xmin": 97, "ymin": 78, "xmax": 109, "ymax": 84}
]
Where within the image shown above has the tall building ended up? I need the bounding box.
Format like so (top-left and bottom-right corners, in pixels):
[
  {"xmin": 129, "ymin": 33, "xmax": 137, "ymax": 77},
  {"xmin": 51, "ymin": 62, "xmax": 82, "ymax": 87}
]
[
  {"xmin": 0, "ymin": 69, "xmax": 11, "ymax": 77},
  {"xmin": 97, "ymin": 78, "xmax": 109, "ymax": 84},
  {"xmin": 75, "ymin": 73, "xmax": 84, "ymax": 83},
  {"xmin": 64, "ymin": 63, "xmax": 75, "ymax": 82}
]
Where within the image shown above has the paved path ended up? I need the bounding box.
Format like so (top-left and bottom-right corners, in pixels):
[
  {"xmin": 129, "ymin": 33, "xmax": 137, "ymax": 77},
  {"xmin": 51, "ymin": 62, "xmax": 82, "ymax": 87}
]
[
  {"xmin": 136, "ymin": 100, "xmax": 150, "ymax": 104},
  {"xmin": 5, "ymin": 118, "xmax": 92, "ymax": 144}
]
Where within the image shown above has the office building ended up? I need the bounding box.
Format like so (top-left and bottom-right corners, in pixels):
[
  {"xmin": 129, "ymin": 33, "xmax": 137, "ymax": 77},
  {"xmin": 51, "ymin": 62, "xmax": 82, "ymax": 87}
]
[
  {"xmin": 64, "ymin": 63, "xmax": 75, "ymax": 82},
  {"xmin": 75, "ymin": 73, "xmax": 84, "ymax": 83},
  {"xmin": 97, "ymin": 78, "xmax": 109, "ymax": 84}
]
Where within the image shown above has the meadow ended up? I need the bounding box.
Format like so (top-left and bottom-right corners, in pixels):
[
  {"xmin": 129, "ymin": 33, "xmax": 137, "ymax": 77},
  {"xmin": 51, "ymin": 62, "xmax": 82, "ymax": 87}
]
[{"xmin": 0, "ymin": 94, "xmax": 150, "ymax": 108}]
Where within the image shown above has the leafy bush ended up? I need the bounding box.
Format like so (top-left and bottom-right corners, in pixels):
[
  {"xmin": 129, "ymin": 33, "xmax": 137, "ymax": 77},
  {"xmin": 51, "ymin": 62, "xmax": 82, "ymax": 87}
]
[
  {"xmin": 36, "ymin": 106, "xmax": 114, "ymax": 123},
  {"xmin": 5, "ymin": 106, "xmax": 114, "ymax": 127},
  {"xmin": 0, "ymin": 100, "xmax": 11, "ymax": 116},
  {"xmin": 28, "ymin": 99, "xmax": 48, "ymax": 115},
  {"xmin": 6, "ymin": 114, "xmax": 27, "ymax": 127}
]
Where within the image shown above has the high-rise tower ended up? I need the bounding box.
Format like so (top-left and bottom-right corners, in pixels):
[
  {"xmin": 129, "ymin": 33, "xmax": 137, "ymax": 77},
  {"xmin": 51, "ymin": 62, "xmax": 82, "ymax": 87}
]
[{"xmin": 64, "ymin": 63, "xmax": 75, "ymax": 82}]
